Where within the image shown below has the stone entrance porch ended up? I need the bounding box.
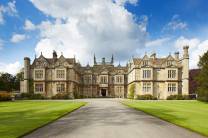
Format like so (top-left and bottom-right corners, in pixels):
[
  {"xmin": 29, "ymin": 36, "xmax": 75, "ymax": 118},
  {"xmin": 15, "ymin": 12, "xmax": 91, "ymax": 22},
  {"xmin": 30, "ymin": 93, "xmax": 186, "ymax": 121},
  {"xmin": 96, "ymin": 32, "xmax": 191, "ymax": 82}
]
[{"xmin": 99, "ymin": 88, "xmax": 108, "ymax": 97}]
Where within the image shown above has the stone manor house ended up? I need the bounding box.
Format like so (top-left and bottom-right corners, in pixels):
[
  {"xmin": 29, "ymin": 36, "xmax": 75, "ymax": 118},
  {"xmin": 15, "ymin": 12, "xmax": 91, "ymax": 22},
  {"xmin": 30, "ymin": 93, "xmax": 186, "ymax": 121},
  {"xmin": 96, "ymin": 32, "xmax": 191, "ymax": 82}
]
[{"xmin": 20, "ymin": 46, "xmax": 189, "ymax": 99}]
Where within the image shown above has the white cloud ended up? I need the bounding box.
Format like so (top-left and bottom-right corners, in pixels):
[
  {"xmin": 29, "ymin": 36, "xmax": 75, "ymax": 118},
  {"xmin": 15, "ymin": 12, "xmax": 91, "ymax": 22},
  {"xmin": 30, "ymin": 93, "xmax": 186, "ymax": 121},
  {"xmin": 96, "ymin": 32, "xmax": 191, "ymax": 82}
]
[
  {"xmin": 146, "ymin": 37, "xmax": 170, "ymax": 47},
  {"xmin": 24, "ymin": 19, "xmax": 36, "ymax": 31},
  {"xmin": 174, "ymin": 36, "xmax": 208, "ymax": 69},
  {"xmin": 0, "ymin": 1, "xmax": 17, "ymax": 25},
  {"xmin": 10, "ymin": 34, "xmax": 27, "ymax": 43},
  {"xmin": 30, "ymin": 0, "xmax": 147, "ymax": 64},
  {"xmin": 0, "ymin": 61, "xmax": 21, "ymax": 75},
  {"xmin": 163, "ymin": 14, "xmax": 187, "ymax": 31},
  {"xmin": 175, "ymin": 36, "xmax": 200, "ymax": 50}
]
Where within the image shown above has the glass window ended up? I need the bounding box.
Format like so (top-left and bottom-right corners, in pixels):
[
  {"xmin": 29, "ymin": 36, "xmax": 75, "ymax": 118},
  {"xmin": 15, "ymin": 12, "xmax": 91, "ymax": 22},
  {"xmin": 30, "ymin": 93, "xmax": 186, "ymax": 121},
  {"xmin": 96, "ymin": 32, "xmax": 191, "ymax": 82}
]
[
  {"xmin": 168, "ymin": 70, "xmax": 176, "ymax": 78},
  {"xmin": 143, "ymin": 70, "xmax": 151, "ymax": 78},
  {"xmin": 35, "ymin": 84, "xmax": 43, "ymax": 92},
  {"xmin": 143, "ymin": 82, "xmax": 151, "ymax": 92},
  {"xmin": 167, "ymin": 61, "xmax": 173, "ymax": 66},
  {"xmin": 56, "ymin": 69, "xmax": 65, "ymax": 79},
  {"xmin": 56, "ymin": 84, "xmax": 65, "ymax": 92},
  {"xmin": 35, "ymin": 70, "xmax": 43, "ymax": 79},
  {"xmin": 143, "ymin": 60, "xmax": 148, "ymax": 66},
  {"xmin": 168, "ymin": 83, "xmax": 176, "ymax": 92}
]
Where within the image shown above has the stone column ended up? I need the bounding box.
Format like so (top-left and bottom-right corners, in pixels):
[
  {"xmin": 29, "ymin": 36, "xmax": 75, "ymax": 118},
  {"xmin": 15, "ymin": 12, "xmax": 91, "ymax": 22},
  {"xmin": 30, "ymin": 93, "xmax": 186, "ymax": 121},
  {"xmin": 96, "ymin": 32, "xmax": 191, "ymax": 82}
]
[
  {"xmin": 182, "ymin": 46, "xmax": 189, "ymax": 95},
  {"xmin": 23, "ymin": 57, "xmax": 30, "ymax": 93}
]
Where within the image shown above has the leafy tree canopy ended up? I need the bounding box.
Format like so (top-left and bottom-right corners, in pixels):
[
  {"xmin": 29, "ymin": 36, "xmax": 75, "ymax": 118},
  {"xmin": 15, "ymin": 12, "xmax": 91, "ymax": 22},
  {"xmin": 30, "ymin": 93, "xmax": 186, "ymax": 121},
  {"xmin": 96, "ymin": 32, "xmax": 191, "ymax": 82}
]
[
  {"xmin": 0, "ymin": 72, "xmax": 23, "ymax": 92},
  {"xmin": 196, "ymin": 51, "xmax": 208, "ymax": 102}
]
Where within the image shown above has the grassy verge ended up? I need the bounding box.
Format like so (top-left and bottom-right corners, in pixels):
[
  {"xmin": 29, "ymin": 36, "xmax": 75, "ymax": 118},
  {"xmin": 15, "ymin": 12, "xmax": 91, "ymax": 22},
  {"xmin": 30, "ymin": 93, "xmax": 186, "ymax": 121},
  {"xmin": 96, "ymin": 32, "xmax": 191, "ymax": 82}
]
[
  {"xmin": 0, "ymin": 100, "xmax": 86, "ymax": 138},
  {"xmin": 122, "ymin": 100, "xmax": 208, "ymax": 136}
]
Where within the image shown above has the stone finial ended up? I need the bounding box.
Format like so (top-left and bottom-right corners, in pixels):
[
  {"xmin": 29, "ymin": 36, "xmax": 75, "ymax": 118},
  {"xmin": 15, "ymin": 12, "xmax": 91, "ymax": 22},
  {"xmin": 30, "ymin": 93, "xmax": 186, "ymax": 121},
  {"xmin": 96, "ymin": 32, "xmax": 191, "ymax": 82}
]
[
  {"xmin": 111, "ymin": 54, "xmax": 114, "ymax": 64},
  {"xmin": 94, "ymin": 53, "xmax": 97, "ymax": 65}
]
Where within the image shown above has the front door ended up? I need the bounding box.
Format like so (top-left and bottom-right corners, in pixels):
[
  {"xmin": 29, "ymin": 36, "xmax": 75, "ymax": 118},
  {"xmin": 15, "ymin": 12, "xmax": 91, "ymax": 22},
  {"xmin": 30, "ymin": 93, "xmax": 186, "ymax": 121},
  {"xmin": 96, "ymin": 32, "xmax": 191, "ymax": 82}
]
[{"xmin": 101, "ymin": 89, "xmax": 106, "ymax": 97}]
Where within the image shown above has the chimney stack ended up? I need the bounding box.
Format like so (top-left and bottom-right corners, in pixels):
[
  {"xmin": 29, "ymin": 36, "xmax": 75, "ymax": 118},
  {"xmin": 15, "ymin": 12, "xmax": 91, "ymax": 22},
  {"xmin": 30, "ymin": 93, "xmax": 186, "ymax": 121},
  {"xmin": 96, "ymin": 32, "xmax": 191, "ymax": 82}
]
[{"xmin": 174, "ymin": 52, "xmax": 179, "ymax": 60}]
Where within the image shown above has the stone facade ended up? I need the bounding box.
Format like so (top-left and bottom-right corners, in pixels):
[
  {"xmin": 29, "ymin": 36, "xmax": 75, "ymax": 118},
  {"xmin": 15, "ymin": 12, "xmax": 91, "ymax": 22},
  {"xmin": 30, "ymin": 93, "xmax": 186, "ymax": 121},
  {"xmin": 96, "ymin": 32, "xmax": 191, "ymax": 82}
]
[
  {"xmin": 127, "ymin": 46, "xmax": 189, "ymax": 99},
  {"xmin": 20, "ymin": 46, "xmax": 189, "ymax": 99}
]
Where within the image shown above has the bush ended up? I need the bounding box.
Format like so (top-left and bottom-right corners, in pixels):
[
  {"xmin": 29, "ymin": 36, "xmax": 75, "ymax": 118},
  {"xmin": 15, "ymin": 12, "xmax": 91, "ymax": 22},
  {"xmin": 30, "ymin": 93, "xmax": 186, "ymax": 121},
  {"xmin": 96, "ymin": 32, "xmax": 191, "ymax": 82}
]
[
  {"xmin": 167, "ymin": 94, "xmax": 190, "ymax": 100},
  {"xmin": 197, "ymin": 96, "xmax": 208, "ymax": 102},
  {"xmin": 20, "ymin": 93, "xmax": 44, "ymax": 100},
  {"xmin": 197, "ymin": 88, "xmax": 208, "ymax": 102},
  {"xmin": 127, "ymin": 84, "xmax": 135, "ymax": 99},
  {"xmin": 51, "ymin": 92, "xmax": 73, "ymax": 99},
  {"xmin": 0, "ymin": 92, "xmax": 12, "ymax": 101},
  {"xmin": 136, "ymin": 94, "xmax": 157, "ymax": 100}
]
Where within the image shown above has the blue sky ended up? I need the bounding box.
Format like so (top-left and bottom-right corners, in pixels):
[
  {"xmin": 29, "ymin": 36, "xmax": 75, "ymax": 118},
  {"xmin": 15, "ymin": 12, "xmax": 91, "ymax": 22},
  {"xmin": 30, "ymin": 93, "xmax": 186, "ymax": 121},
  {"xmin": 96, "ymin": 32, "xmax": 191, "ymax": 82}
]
[{"xmin": 0, "ymin": 0, "xmax": 208, "ymax": 74}]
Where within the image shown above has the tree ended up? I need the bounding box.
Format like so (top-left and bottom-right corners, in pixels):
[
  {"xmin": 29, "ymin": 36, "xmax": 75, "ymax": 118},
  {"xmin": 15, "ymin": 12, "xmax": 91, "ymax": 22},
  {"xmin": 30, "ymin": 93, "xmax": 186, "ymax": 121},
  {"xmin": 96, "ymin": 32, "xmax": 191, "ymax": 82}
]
[
  {"xmin": 127, "ymin": 83, "xmax": 135, "ymax": 99},
  {"xmin": 0, "ymin": 73, "xmax": 15, "ymax": 92},
  {"xmin": 14, "ymin": 72, "xmax": 23, "ymax": 90},
  {"xmin": 189, "ymin": 69, "xmax": 200, "ymax": 94},
  {"xmin": 0, "ymin": 72, "xmax": 23, "ymax": 92},
  {"xmin": 196, "ymin": 51, "xmax": 208, "ymax": 102}
]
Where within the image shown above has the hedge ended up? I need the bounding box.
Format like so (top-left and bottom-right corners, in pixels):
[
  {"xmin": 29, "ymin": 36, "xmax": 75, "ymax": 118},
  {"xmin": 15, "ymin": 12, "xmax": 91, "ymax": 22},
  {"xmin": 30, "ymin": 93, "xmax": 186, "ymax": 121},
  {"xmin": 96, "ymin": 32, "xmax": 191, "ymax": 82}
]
[
  {"xmin": 19, "ymin": 93, "xmax": 45, "ymax": 100},
  {"xmin": 136, "ymin": 94, "xmax": 157, "ymax": 100},
  {"xmin": 0, "ymin": 92, "xmax": 12, "ymax": 101},
  {"xmin": 167, "ymin": 94, "xmax": 190, "ymax": 100},
  {"xmin": 51, "ymin": 92, "xmax": 73, "ymax": 99}
]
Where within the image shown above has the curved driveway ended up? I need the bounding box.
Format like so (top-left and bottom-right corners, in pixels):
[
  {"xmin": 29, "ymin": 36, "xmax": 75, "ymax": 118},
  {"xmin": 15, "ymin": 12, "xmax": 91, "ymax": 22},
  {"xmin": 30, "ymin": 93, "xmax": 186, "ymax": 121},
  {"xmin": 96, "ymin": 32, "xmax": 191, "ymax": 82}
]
[{"xmin": 24, "ymin": 99, "xmax": 205, "ymax": 138}]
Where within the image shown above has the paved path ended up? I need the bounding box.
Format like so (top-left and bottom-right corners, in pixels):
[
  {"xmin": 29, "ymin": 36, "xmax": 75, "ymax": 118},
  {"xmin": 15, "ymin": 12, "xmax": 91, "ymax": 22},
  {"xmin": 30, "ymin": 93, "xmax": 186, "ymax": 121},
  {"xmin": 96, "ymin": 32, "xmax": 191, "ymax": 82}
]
[{"xmin": 24, "ymin": 99, "xmax": 205, "ymax": 138}]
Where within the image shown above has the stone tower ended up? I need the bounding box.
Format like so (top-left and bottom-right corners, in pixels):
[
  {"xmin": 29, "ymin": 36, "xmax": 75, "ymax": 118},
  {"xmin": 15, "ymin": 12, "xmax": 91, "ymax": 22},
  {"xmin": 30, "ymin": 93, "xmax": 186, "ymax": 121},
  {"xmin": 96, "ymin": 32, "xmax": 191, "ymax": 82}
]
[
  {"xmin": 182, "ymin": 46, "xmax": 189, "ymax": 95},
  {"xmin": 23, "ymin": 57, "xmax": 30, "ymax": 93}
]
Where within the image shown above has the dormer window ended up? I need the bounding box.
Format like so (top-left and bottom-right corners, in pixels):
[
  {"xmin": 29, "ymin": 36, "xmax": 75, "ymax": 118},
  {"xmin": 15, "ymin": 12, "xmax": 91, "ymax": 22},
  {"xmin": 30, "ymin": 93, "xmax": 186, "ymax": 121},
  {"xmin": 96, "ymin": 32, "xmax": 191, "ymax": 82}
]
[
  {"xmin": 143, "ymin": 60, "xmax": 148, "ymax": 66},
  {"xmin": 167, "ymin": 61, "xmax": 173, "ymax": 66}
]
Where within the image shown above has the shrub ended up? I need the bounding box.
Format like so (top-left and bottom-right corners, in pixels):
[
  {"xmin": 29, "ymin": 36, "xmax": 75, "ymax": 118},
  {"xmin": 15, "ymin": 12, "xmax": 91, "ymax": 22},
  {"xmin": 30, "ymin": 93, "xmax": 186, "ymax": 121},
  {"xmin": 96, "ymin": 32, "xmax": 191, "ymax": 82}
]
[
  {"xmin": 136, "ymin": 94, "xmax": 157, "ymax": 100},
  {"xmin": 20, "ymin": 93, "xmax": 44, "ymax": 100},
  {"xmin": 51, "ymin": 92, "xmax": 73, "ymax": 99},
  {"xmin": 127, "ymin": 83, "xmax": 135, "ymax": 99},
  {"xmin": 30, "ymin": 94, "xmax": 45, "ymax": 99},
  {"xmin": 167, "ymin": 94, "xmax": 190, "ymax": 100},
  {"xmin": 0, "ymin": 92, "xmax": 12, "ymax": 101},
  {"xmin": 197, "ymin": 95, "xmax": 208, "ymax": 102}
]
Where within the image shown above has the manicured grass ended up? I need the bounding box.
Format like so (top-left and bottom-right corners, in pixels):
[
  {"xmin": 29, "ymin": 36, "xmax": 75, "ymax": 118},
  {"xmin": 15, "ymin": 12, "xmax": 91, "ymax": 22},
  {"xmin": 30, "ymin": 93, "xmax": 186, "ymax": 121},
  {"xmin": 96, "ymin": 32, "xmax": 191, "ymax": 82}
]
[
  {"xmin": 122, "ymin": 100, "xmax": 208, "ymax": 136},
  {"xmin": 0, "ymin": 100, "xmax": 86, "ymax": 138}
]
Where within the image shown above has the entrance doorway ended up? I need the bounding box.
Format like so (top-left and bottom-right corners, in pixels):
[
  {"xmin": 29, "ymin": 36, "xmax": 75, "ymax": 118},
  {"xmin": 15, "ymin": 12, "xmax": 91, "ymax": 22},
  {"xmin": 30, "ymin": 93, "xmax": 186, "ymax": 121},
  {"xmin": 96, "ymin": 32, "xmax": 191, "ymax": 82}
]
[{"xmin": 101, "ymin": 89, "xmax": 106, "ymax": 97}]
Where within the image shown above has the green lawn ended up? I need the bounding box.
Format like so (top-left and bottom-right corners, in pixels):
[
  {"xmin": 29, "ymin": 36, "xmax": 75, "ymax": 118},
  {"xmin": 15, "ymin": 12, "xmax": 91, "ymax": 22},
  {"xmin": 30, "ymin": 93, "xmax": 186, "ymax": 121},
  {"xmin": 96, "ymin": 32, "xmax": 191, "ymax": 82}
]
[
  {"xmin": 122, "ymin": 100, "xmax": 208, "ymax": 136},
  {"xmin": 0, "ymin": 100, "xmax": 86, "ymax": 138}
]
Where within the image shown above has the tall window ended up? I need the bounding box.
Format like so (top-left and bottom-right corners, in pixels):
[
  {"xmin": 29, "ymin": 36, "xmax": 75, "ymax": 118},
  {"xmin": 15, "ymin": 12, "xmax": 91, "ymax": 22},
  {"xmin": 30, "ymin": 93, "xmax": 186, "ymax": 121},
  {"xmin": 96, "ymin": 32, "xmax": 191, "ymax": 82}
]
[
  {"xmin": 56, "ymin": 69, "xmax": 65, "ymax": 79},
  {"xmin": 84, "ymin": 75, "xmax": 91, "ymax": 84},
  {"xmin": 143, "ymin": 70, "xmax": 151, "ymax": 78},
  {"xmin": 56, "ymin": 84, "xmax": 65, "ymax": 92},
  {"xmin": 117, "ymin": 86, "xmax": 123, "ymax": 96},
  {"xmin": 168, "ymin": 83, "xmax": 176, "ymax": 92},
  {"xmin": 116, "ymin": 76, "xmax": 123, "ymax": 83},
  {"xmin": 143, "ymin": 82, "xmax": 151, "ymax": 92},
  {"xmin": 35, "ymin": 84, "xmax": 43, "ymax": 92},
  {"xmin": 168, "ymin": 70, "xmax": 176, "ymax": 78},
  {"xmin": 100, "ymin": 76, "xmax": 107, "ymax": 84},
  {"xmin": 35, "ymin": 70, "xmax": 43, "ymax": 79}
]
